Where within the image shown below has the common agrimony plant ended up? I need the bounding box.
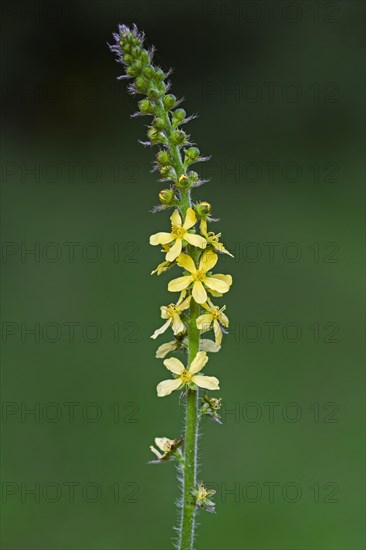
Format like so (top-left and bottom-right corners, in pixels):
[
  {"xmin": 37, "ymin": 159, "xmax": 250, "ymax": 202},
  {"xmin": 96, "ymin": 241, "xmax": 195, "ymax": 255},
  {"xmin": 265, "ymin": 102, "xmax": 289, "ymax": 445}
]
[{"xmin": 110, "ymin": 25, "xmax": 233, "ymax": 550}]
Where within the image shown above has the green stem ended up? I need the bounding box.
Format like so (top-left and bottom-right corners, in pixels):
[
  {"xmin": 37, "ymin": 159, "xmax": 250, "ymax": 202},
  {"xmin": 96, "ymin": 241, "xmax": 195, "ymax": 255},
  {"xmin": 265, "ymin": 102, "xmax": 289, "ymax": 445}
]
[
  {"xmin": 180, "ymin": 293, "xmax": 200, "ymax": 550},
  {"xmin": 157, "ymin": 100, "xmax": 200, "ymax": 549},
  {"xmin": 156, "ymin": 98, "xmax": 190, "ymax": 213},
  {"xmin": 177, "ymin": 179, "xmax": 200, "ymax": 550}
]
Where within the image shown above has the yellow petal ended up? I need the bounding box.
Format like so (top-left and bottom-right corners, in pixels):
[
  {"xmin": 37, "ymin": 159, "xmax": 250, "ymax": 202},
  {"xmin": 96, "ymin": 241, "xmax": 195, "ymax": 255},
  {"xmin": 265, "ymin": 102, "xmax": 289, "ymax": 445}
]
[
  {"xmin": 157, "ymin": 378, "xmax": 182, "ymax": 397},
  {"xmin": 199, "ymin": 249, "xmax": 218, "ymax": 272},
  {"xmin": 170, "ymin": 209, "xmax": 182, "ymax": 227},
  {"xmin": 196, "ymin": 314, "xmax": 213, "ymax": 332},
  {"xmin": 168, "ymin": 275, "xmax": 193, "ymax": 293},
  {"xmin": 189, "ymin": 351, "xmax": 208, "ymax": 374},
  {"xmin": 163, "ymin": 357, "xmax": 185, "ymax": 374},
  {"xmin": 150, "ymin": 446, "xmax": 164, "ymax": 459},
  {"xmin": 176, "ymin": 295, "xmax": 191, "ymax": 312},
  {"xmin": 213, "ymin": 274, "xmax": 233, "ymax": 286},
  {"xmin": 154, "ymin": 437, "xmax": 171, "ymax": 451},
  {"xmin": 183, "ymin": 207, "xmax": 197, "ymax": 230},
  {"xmin": 160, "ymin": 306, "xmax": 169, "ymax": 319},
  {"xmin": 156, "ymin": 341, "xmax": 176, "ymax": 358},
  {"xmin": 184, "ymin": 233, "xmax": 207, "ymax": 249},
  {"xmin": 192, "ymin": 280, "xmax": 207, "ymax": 304},
  {"xmin": 207, "ymin": 289, "xmax": 223, "ymax": 298},
  {"xmin": 200, "ymin": 219, "xmax": 208, "ymax": 236},
  {"xmin": 200, "ymin": 339, "xmax": 220, "ymax": 353},
  {"xmin": 176, "ymin": 289, "xmax": 187, "ymax": 305},
  {"xmin": 166, "ymin": 238, "xmax": 182, "ymax": 262},
  {"xmin": 204, "ymin": 276, "xmax": 230, "ymax": 294},
  {"xmin": 213, "ymin": 319, "xmax": 223, "ymax": 346},
  {"xmin": 150, "ymin": 232, "xmax": 174, "ymax": 246},
  {"xmin": 151, "ymin": 319, "xmax": 172, "ymax": 339},
  {"xmin": 191, "ymin": 375, "xmax": 220, "ymax": 391},
  {"xmin": 176, "ymin": 253, "xmax": 196, "ymax": 274},
  {"xmin": 201, "ymin": 302, "xmax": 212, "ymax": 313},
  {"xmin": 172, "ymin": 314, "xmax": 185, "ymax": 335},
  {"xmin": 207, "ymin": 298, "xmax": 216, "ymax": 309},
  {"xmin": 219, "ymin": 311, "xmax": 229, "ymax": 327}
]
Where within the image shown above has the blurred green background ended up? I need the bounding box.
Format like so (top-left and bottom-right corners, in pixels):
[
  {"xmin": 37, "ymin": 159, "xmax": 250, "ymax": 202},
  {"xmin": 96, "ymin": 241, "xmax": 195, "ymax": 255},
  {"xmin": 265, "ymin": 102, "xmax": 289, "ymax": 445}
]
[{"xmin": 1, "ymin": 1, "xmax": 365, "ymax": 549}]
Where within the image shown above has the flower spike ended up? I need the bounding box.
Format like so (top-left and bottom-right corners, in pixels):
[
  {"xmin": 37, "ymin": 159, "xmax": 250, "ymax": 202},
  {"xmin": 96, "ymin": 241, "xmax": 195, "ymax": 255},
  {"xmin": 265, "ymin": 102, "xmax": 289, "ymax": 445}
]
[{"xmin": 110, "ymin": 24, "xmax": 233, "ymax": 549}]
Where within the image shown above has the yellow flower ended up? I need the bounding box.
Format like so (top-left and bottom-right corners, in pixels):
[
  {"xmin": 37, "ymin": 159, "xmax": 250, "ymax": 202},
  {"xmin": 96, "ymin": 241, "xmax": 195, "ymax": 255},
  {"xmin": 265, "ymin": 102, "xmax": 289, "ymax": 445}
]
[
  {"xmin": 150, "ymin": 208, "xmax": 207, "ymax": 262},
  {"xmin": 200, "ymin": 219, "xmax": 233, "ymax": 257},
  {"xmin": 150, "ymin": 437, "xmax": 182, "ymax": 461},
  {"xmin": 157, "ymin": 351, "xmax": 220, "ymax": 397},
  {"xmin": 196, "ymin": 298, "xmax": 229, "ymax": 346},
  {"xmin": 151, "ymin": 292, "xmax": 191, "ymax": 339},
  {"xmin": 168, "ymin": 250, "xmax": 232, "ymax": 304}
]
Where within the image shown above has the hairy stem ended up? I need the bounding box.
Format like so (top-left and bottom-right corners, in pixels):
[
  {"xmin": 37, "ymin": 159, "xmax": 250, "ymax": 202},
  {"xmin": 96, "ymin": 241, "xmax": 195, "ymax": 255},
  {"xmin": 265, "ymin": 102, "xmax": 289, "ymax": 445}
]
[
  {"xmin": 157, "ymin": 99, "xmax": 201, "ymax": 550},
  {"xmin": 180, "ymin": 292, "xmax": 200, "ymax": 550}
]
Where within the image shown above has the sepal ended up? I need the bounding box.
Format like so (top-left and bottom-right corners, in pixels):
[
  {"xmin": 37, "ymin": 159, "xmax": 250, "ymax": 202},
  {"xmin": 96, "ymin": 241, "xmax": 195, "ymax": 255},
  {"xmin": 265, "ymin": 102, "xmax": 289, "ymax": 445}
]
[{"xmin": 199, "ymin": 394, "xmax": 222, "ymax": 424}]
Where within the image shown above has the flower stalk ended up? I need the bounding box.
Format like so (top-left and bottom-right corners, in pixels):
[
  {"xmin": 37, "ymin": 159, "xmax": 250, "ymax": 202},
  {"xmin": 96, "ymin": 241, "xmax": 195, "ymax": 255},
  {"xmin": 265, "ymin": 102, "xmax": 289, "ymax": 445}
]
[
  {"xmin": 110, "ymin": 24, "xmax": 233, "ymax": 550},
  {"xmin": 181, "ymin": 284, "xmax": 201, "ymax": 550}
]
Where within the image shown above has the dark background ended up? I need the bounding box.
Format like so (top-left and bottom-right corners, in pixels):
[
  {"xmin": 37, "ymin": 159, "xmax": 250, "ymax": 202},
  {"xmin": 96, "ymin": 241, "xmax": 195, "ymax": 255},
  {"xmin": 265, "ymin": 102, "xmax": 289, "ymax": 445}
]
[{"xmin": 1, "ymin": 1, "xmax": 365, "ymax": 549}]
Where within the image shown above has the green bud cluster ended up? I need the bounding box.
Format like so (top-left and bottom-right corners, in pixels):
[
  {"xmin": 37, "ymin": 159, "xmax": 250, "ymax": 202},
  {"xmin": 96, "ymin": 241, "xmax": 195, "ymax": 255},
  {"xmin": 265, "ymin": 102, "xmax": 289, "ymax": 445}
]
[{"xmin": 110, "ymin": 24, "xmax": 208, "ymax": 203}]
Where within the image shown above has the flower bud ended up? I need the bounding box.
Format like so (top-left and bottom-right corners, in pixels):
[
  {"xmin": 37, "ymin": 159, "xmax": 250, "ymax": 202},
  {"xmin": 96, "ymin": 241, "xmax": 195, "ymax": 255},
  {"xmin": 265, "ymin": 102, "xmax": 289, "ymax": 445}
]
[
  {"xmin": 184, "ymin": 147, "xmax": 200, "ymax": 164},
  {"xmin": 130, "ymin": 46, "xmax": 140, "ymax": 56},
  {"xmin": 177, "ymin": 174, "xmax": 190, "ymax": 189},
  {"xmin": 132, "ymin": 60, "xmax": 143, "ymax": 72},
  {"xmin": 140, "ymin": 50, "xmax": 150, "ymax": 64},
  {"xmin": 171, "ymin": 130, "xmax": 187, "ymax": 146},
  {"xmin": 154, "ymin": 69, "xmax": 165, "ymax": 82},
  {"xmin": 126, "ymin": 65, "xmax": 139, "ymax": 77},
  {"xmin": 160, "ymin": 166, "xmax": 176, "ymax": 180},
  {"xmin": 153, "ymin": 117, "xmax": 166, "ymax": 131},
  {"xmin": 172, "ymin": 108, "xmax": 186, "ymax": 126},
  {"xmin": 187, "ymin": 171, "xmax": 199, "ymax": 185},
  {"xmin": 148, "ymin": 88, "xmax": 162, "ymax": 100},
  {"xmin": 120, "ymin": 41, "xmax": 130, "ymax": 52},
  {"xmin": 131, "ymin": 45, "xmax": 141, "ymax": 57},
  {"xmin": 138, "ymin": 99, "xmax": 154, "ymax": 114},
  {"xmin": 148, "ymin": 127, "xmax": 165, "ymax": 145},
  {"xmin": 163, "ymin": 94, "xmax": 177, "ymax": 110},
  {"xmin": 135, "ymin": 77, "xmax": 148, "ymax": 94},
  {"xmin": 159, "ymin": 189, "xmax": 175, "ymax": 205},
  {"xmin": 156, "ymin": 150, "xmax": 171, "ymax": 166},
  {"xmin": 143, "ymin": 65, "xmax": 155, "ymax": 79},
  {"xmin": 156, "ymin": 81, "xmax": 168, "ymax": 95},
  {"xmin": 195, "ymin": 201, "xmax": 211, "ymax": 218},
  {"xmin": 159, "ymin": 166, "xmax": 170, "ymax": 178}
]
